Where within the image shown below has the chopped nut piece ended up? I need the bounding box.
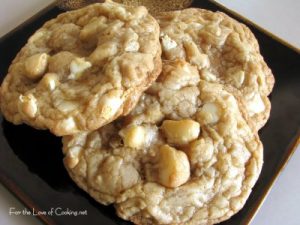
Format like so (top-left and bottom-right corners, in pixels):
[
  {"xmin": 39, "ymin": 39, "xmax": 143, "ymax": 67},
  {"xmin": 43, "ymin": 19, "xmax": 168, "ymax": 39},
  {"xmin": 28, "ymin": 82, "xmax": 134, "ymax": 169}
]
[
  {"xmin": 119, "ymin": 125, "xmax": 145, "ymax": 148},
  {"xmin": 80, "ymin": 16, "xmax": 108, "ymax": 41},
  {"xmin": 24, "ymin": 53, "xmax": 49, "ymax": 79},
  {"xmin": 64, "ymin": 146, "xmax": 82, "ymax": 169},
  {"xmin": 48, "ymin": 51, "xmax": 76, "ymax": 76},
  {"xmin": 161, "ymin": 119, "xmax": 200, "ymax": 145},
  {"xmin": 197, "ymin": 103, "xmax": 221, "ymax": 124},
  {"xmin": 18, "ymin": 94, "xmax": 38, "ymax": 118},
  {"xmin": 93, "ymin": 156, "xmax": 140, "ymax": 194},
  {"xmin": 184, "ymin": 41, "xmax": 210, "ymax": 69},
  {"xmin": 161, "ymin": 60, "xmax": 200, "ymax": 90},
  {"xmin": 123, "ymin": 28, "xmax": 139, "ymax": 52},
  {"xmin": 39, "ymin": 73, "xmax": 59, "ymax": 91},
  {"xmin": 187, "ymin": 139, "xmax": 214, "ymax": 165},
  {"xmin": 89, "ymin": 42, "xmax": 118, "ymax": 65},
  {"xmin": 54, "ymin": 98, "xmax": 79, "ymax": 113},
  {"xmin": 157, "ymin": 145, "xmax": 190, "ymax": 188}
]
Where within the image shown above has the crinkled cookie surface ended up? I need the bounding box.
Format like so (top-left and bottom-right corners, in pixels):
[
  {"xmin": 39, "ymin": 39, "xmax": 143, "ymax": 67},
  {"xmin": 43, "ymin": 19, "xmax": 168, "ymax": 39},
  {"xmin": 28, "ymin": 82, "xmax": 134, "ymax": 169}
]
[
  {"xmin": 63, "ymin": 60, "xmax": 263, "ymax": 225},
  {"xmin": 157, "ymin": 8, "xmax": 274, "ymax": 130},
  {"xmin": 0, "ymin": 0, "xmax": 161, "ymax": 136}
]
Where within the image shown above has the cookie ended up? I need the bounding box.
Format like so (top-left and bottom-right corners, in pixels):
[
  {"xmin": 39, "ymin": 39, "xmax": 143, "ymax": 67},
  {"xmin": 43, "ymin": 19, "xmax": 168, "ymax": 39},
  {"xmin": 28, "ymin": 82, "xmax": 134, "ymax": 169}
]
[
  {"xmin": 63, "ymin": 60, "xmax": 263, "ymax": 224},
  {"xmin": 157, "ymin": 8, "xmax": 274, "ymax": 130},
  {"xmin": 0, "ymin": 0, "xmax": 162, "ymax": 136},
  {"xmin": 114, "ymin": 0, "xmax": 193, "ymax": 15}
]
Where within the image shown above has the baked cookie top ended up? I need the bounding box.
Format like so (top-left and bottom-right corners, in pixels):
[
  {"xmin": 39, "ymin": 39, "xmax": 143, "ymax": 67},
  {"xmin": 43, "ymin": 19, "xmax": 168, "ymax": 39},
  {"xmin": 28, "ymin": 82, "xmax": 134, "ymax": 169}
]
[
  {"xmin": 63, "ymin": 60, "xmax": 263, "ymax": 225},
  {"xmin": 0, "ymin": 0, "xmax": 161, "ymax": 136},
  {"xmin": 157, "ymin": 8, "xmax": 274, "ymax": 130}
]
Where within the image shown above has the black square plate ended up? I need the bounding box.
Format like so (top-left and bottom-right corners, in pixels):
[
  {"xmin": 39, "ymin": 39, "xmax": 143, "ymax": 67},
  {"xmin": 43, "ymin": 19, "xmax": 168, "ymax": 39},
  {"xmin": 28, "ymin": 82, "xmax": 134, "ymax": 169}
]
[{"xmin": 0, "ymin": 1, "xmax": 299, "ymax": 225}]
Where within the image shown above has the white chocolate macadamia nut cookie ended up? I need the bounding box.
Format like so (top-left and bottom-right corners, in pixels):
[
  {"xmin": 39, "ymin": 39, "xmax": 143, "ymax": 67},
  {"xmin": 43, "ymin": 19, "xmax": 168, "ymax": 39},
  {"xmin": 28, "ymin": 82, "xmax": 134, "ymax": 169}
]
[
  {"xmin": 157, "ymin": 8, "xmax": 275, "ymax": 130},
  {"xmin": 63, "ymin": 60, "xmax": 263, "ymax": 225},
  {"xmin": 0, "ymin": 0, "xmax": 162, "ymax": 136}
]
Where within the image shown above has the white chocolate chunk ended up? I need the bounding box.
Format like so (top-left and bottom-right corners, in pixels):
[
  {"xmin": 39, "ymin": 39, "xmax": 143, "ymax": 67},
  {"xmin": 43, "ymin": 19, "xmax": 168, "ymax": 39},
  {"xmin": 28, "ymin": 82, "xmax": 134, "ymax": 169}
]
[
  {"xmin": 100, "ymin": 91, "xmax": 123, "ymax": 120},
  {"xmin": 246, "ymin": 93, "xmax": 265, "ymax": 116},
  {"xmin": 54, "ymin": 99, "xmax": 79, "ymax": 113},
  {"xmin": 197, "ymin": 103, "xmax": 221, "ymax": 124},
  {"xmin": 192, "ymin": 22, "xmax": 203, "ymax": 29},
  {"xmin": 59, "ymin": 117, "xmax": 77, "ymax": 133},
  {"xmin": 24, "ymin": 53, "xmax": 49, "ymax": 79},
  {"xmin": 18, "ymin": 94, "xmax": 38, "ymax": 118},
  {"xmin": 125, "ymin": 41, "xmax": 140, "ymax": 52},
  {"xmin": 161, "ymin": 119, "xmax": 200, "ymax": 145},
  {"xmin": 161, "ymin": 34, "xmax": 177, "ymax": 51},
  {"xmin": 119, "ymin": 125, "xmax": 145, "ymax": 149},
  {"xmin": 229, "ymin": 71, "xmax": 245, "ymax": 88},
  {"xmin": 157, "ymin": 145, "xmax": 190, "ymax": 188},
  {"xmin": 230, "ymin": 143, "xmax": 251, "ymax": 167},
  {"xmin": 201, "ymin": 69, "xmax": 217, "ymax": 82},
  {"xmin": 68, "ymin": 58, "xmax": 91, "ymax": 80},
  {"xmin": 143, "ymin": 125, "xmax": 158, "ymax": 147}
]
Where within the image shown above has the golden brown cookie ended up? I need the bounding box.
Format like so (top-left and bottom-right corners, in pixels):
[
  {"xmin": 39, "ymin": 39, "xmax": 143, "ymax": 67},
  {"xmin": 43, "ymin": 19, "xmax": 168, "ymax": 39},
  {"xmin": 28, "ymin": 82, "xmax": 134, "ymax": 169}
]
[
  {"xmin": 63, "ymin": 60, "xmax": 263, "ymax": 224},
  {"xmin": 0, "ymin": 0, "xmax": 161, "ymax": 136},
  {"xmin": 157, "ymin": 8, "xmax": 274, "ymax": 130}
]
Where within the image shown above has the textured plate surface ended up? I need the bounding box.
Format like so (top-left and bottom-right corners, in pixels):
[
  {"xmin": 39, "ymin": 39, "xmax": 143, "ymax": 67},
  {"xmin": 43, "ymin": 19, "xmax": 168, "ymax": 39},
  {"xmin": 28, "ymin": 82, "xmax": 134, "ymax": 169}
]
[{"xmin": 0, "ymin": 1, "xmax": 299, "ymax": 225}]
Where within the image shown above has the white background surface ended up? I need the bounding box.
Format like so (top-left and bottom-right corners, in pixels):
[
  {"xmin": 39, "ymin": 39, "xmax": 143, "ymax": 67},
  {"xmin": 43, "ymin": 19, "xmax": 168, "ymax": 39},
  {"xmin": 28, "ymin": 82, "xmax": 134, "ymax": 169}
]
[
  {"xmin": 0, "ymin": 0, "xmax": 299, "ymax": 225},
  {"xmin": 216, "ymin": 0, "xmax": 300, "ymax": 50}
]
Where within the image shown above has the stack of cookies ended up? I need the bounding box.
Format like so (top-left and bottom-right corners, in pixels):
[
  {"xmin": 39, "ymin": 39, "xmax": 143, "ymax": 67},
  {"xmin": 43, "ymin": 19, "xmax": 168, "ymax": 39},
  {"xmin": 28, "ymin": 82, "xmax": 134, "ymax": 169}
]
[{"xmin": 0, "ymin": 1, "xmax": 274, "ymax": 224}]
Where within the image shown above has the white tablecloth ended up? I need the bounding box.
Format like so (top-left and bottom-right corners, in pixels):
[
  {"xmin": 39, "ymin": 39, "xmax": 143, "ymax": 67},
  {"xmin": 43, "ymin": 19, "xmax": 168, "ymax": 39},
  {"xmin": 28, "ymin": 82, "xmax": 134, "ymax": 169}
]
[{"xmin": 0, "ymin": 0, "xmax": 299, "ymax": 224}]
